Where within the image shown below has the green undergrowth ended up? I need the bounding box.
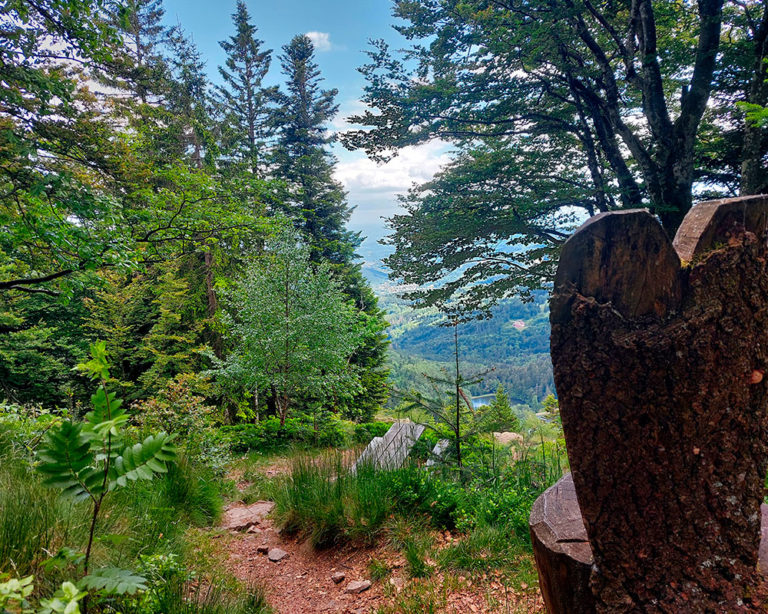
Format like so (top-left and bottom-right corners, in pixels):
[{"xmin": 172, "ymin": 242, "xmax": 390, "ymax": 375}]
[
  {"xmin": 218, "ymin": 417, "xmax": 392, "ymax": 454},
  {"xmin": 0, "ymin": 412, "xmax": 271, "ymax": 614},
  {"xmin": 271, "ymin": 448, "xmax": 564, "ymax": 589}
]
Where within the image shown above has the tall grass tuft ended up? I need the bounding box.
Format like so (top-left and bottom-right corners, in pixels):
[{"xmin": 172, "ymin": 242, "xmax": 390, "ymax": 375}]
[
  {"xmin": 0, "ymin": 446, "xmax": 88, "ymax": 579},
  {"xmin": 273, "ymin": 453, "xmax": 397, "ymax": 548},
  {"xmin": 159, "ymin": 455, "xmax": 224, "ymax": 527}
]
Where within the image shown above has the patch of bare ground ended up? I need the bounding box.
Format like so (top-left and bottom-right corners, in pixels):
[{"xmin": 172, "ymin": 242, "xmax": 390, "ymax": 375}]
[
  {"xmin": 222, "ymin": 512, "xmax": 543, "ymax": 614},
  {"xmin": 215, "ymin": 456, "xmax": 543, "ymax": 613}
]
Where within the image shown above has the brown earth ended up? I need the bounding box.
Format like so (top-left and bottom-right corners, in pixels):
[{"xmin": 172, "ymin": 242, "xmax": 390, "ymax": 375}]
[{"xmin": 220, "ymin": 462, "xmax": 545, "ymax": 614}]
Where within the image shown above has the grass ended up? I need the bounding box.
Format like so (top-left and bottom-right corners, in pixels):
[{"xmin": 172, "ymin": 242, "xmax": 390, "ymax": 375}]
[
  {"xmin": 368, "ymin": 557, "xmax": 390, "ymax": 581},
  {"xmin": 377, "ymin": 578, "xmax": 448, "ymax": 614},
  {"xmin": 267, "ymin": 442, "xmax": 564, "ymax": 606},
  {"xmin": 403, "ymin": 537, "xmax": 433, "ymax": 578},
  {"xmin": 118, "ymin": 577, "xmax": 272, "ymax": 614},
  {"xmin": 0, "ymin": 420, "xmax": 271, "ymax": 613}
]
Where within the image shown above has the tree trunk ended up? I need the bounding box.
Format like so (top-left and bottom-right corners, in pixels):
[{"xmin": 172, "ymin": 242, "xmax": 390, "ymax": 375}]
[
  {"xmin": 741, "ymin": 3, "xmax": 768, "ymax": 196},
  {"xmin": 549, "ymin": 197, "xmax": 768, "ymax": 611},
  {"xmin": 278, "ymin": 394, "xmax": 289, "ymax": 427},
  {"xmin": 530, "ymin": 473, "xmax": 595, "ymax": 614},
  {"xmin": 203, "ymin": 249, "xmax": 223, "ymax": 358}
]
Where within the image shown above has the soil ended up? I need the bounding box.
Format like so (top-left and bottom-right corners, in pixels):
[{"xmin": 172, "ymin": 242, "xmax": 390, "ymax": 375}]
[{"xmin": 221, "ymin": 461, "xmax": 545, "ymax": 614}]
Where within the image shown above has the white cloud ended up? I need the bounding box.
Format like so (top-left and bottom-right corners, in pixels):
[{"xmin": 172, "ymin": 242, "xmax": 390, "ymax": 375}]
[
  {"xmin": 306, "ymin": 31, "xmax": 332, "ymax": 52},
  {"xmin": 334, "ymin": 140, "xmax": 454, "ymax": 196}
]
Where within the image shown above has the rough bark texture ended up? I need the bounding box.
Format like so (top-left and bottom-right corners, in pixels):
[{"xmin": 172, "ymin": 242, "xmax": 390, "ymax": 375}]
[
  {"xmin": 531, "ymin": 474, "xmax": 768, "ymax": 614},
  {"xmin": 549, "ymin": 196, "xmax": 768, "ymax": 612}
]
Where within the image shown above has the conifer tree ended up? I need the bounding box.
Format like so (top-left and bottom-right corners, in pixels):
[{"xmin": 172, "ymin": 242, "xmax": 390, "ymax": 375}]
[
  {"xmin": 481, "ymin": 384, "xmax": 520, "ymax": 433},
  {"xmin": 216, "ymin": 1, "xmax": 275, "ymax": 176},
  {"xmin": 105, "ymin": 0, "xmax": 171, "ymax": 104},
  {"xmin": 272, "ymin": 34, "xmax": 359, "ymax": 265},
  {"xmin": 167, "ymin": 26, "xmax": 215, "ymax": 169},
  {"xmin": 270, "ymin": 35, "xmax": 391, "ymax": 417}
]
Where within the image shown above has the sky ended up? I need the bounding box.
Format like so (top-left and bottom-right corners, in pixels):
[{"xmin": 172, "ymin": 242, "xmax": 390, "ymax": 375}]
[{"xmin": 161, "ymin": 0, "xmax": 452, "ymax": 263}]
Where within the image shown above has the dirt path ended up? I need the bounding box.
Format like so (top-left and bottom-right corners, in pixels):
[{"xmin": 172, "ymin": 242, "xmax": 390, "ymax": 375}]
[{"xmin": 221, "ymin": 462, "xmax": 545, "ymax": 613}]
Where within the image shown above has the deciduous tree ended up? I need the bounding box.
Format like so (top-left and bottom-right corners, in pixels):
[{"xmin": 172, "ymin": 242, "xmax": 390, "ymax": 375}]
[
  {"xmin": 214, "ymin": 228, "xmax": 363, "ymax": 426},
  {"xmin": 345, "ymin": 0, "xmax": 768, "ymax": 313}
]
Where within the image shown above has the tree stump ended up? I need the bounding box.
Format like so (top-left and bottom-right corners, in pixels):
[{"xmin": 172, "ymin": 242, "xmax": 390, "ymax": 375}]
[
  {"xmin": 539, "ymin": 195, "xmax": 768, "ymax": 612},
  {"xmin": 530, "ymin": 473, "xmax": 595, "ymax": 614},
  {"xmin": 531, "ymin": 475, "xmax": 768, "ymax": 613}
]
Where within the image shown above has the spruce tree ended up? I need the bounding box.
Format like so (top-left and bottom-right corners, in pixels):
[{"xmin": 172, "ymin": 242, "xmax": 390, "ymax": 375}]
[
  {"xmin": 167, "ymin": 26, "xmax": 215, "ymax": 169},
  {"xmin": 216, "ymin": 1, "xmax": 275, "ymax": 176},
  {"xmin": 482, "ymin": 384, "xmax": 520, "ymax": 433},
  {"xmin": 105, "ymin": 0, "xmax": 171, "ymax": 104},
  {"xmin": 272, "ymin": 34, "xmax": 359, "ymax": 265}
]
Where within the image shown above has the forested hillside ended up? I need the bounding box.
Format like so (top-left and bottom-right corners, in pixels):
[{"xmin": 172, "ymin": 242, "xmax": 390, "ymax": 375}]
[
  {"xmin": 379, "ymin": 286, "xmax": 554, "ymax": 406},
  {"xmin": 0, "ymin": 0, "xmax": 389, "ymax": 422}
]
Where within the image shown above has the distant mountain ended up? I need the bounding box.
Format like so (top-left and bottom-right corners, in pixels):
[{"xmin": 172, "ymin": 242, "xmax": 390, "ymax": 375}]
[
  {"xmin": 377, "ymin": 290, "xmax": 554, "ymax": 409},
  {"xmin": 361, "ymin": 263, "xmax": 390, "ymax": 286}
]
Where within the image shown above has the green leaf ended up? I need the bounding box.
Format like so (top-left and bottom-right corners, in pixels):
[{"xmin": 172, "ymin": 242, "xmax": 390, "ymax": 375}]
[
  {"xmin": 109, "ymin": 432, "xmax": 177, "ymax": 489},
  {"xmin": 39, "ymin": 581, "xmax": 87, "ymax": 614},
  {"xmin": 79, "ymin": 567, "xmax": 147, "ymax": 596},
  {"xmin": 37, "ymin": 422, "xmax": 96, "ymax": 501},
  {"xmin": 75, "ymin": 341, "xmax": 110, "ymax": 380}
]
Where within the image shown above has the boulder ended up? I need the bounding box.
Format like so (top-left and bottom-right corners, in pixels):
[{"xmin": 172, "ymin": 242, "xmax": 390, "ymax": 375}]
[{"xmin": 221, "ymin": 501, "xmax": 275, "ymax": 531}]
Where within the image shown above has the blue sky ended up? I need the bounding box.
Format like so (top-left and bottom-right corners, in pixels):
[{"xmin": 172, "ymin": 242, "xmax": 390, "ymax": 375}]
[{"xmin": 161, "ymin": 0, "xmax": 452, "ymax": 262}]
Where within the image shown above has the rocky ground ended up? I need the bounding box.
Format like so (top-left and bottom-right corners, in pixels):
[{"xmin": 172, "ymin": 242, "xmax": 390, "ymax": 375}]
[{"xmin": 218, "ymin": 464, "xmax": 545, "ymax": 614}]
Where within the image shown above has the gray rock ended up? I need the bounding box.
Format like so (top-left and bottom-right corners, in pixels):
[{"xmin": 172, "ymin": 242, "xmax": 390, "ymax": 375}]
[
  {"xmin": 267, "ymin": 547, "xmax": 288, "ymax": 562},
  {"xmin": 344, "ymin": 580, "xmax": 371, "ymax": 594},
  {"xmin": 331, "ymin": 572, "xmax": 345, "ymax": 584},
  {"xmin": 221, "ymin": 501, "xmax": 275, "ymax": 531}
]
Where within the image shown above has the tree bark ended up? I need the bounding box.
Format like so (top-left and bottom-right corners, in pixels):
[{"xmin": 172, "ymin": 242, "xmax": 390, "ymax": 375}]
[
  {"xmin": 530, "ymin": 473, "xmax": 595, "ymax": 614},
  {"xmin": 203, "ymin": 249, "xmax": 223, "ymax": 359},
  {"xmin": 549, "ymin": 197, "xmax": 768, "ymax": 612}
]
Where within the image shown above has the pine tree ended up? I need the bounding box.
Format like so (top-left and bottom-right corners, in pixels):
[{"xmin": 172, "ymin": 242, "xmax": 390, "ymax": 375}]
[
  {"xmin": 215, "ymin": 1, "xmax": 275, "ymax": 176},
  {"xmin": 272, "ymin": 34, "xmax": 359, "ymax": 265}
]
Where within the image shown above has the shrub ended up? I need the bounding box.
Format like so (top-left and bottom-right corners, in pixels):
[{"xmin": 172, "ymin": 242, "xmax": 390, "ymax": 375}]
[
  {"xmin": 221, "ymin": 415, "xmax": 348, "ymax": 453},
  {"xmin": 352, "ymin": 421, "xmax": 391, "ymax": 444},
  {"xmin": 273, "ymin": 444, "xmax": 565, "ymax": 554}
]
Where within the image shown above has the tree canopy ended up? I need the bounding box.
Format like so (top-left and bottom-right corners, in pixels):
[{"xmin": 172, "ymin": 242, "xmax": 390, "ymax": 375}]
[
  {"xmin": 0, "ymin": 0, "xmax": 389, "ymax": 420},
  {"xmin": 215, "ymin": 228, "xmax": 364, "ymax": 425},
  {"xmin": 344, "ymin": 0, "xmax": 768, "ymax": 314}
]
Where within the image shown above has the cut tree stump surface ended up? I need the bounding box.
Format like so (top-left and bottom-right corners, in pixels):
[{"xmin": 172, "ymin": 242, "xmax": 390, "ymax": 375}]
[{"xmin": 543, "ymin": 196, "xmax": 768, "ymax": 612}]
